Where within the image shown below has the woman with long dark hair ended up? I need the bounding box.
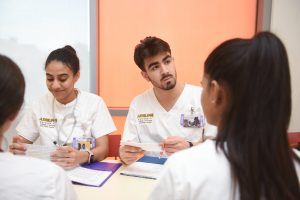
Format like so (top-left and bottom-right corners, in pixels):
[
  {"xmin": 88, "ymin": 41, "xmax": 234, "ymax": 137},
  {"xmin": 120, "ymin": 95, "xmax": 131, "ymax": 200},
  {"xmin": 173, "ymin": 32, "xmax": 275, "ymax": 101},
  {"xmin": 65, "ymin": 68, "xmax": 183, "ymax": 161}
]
[{"xmin": 149, "ymin": 32, "xmax": 300, "ymax": 200}]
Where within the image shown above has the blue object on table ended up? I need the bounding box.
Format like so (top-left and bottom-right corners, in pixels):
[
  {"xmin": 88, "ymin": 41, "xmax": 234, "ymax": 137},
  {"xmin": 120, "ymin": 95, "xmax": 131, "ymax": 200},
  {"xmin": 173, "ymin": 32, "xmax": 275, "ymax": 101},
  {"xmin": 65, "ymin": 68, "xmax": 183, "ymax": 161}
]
[{"xmin": 137, "ymin": 156, "xmax": 167, "ymax": 165}]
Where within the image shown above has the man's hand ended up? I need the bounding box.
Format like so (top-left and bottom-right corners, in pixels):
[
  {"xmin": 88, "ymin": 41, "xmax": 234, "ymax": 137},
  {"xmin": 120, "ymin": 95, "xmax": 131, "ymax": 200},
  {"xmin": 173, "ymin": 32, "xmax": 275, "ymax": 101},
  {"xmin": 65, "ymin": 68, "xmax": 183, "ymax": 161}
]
[
  {"xmin": 161, "ymin": 136, "xmax": 190, "ymax": 156},
  {"xmin": 119, "ymin": 145, "xmax": 144, "ymax": 165}
]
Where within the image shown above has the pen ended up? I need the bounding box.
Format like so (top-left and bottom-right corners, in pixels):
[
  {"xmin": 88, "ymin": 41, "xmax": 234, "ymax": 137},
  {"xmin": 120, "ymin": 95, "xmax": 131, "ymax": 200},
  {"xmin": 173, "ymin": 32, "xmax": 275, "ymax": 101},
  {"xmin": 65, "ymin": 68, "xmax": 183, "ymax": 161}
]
[{"xmin": 159, "ymin": 144, "xmax": 165, "ymax": 159}]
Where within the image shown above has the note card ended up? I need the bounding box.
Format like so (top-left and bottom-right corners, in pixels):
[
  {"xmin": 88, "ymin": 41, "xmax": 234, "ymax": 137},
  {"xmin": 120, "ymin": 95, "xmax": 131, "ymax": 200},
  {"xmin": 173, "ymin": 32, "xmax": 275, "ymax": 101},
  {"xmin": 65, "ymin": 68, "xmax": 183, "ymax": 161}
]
[
  {"xmin": 25, "ymin": 144, "xmax": 57, "ymax": 160},
  {"xmin": 120, "ymin": 141, "xmax": 162, "ymax": 152}
]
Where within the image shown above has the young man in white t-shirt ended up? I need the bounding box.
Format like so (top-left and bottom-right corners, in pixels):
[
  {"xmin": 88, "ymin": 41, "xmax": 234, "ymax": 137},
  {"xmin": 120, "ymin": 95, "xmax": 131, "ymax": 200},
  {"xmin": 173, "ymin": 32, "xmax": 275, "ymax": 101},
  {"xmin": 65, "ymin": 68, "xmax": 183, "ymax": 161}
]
[{"xmin": 119, "ymin": 36, "xmax": 216, "ymax": 165}]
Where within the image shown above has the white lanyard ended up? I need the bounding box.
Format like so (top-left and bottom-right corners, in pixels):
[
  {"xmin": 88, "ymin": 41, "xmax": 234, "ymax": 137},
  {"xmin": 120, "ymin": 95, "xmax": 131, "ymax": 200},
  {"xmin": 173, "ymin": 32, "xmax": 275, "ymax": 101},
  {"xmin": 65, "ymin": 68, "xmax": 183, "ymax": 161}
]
[{"xmin": 52, "ymin": 93, "xmax": 78, "ymax": 146}]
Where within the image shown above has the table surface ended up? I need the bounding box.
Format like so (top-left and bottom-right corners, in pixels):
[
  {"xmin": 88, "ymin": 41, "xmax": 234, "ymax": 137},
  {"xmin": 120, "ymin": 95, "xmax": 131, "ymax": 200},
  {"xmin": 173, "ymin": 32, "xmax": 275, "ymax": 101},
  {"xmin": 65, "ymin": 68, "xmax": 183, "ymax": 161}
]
[{"xmin": 74, "ymin": 160, "xmax": 157, "ymax": 200}]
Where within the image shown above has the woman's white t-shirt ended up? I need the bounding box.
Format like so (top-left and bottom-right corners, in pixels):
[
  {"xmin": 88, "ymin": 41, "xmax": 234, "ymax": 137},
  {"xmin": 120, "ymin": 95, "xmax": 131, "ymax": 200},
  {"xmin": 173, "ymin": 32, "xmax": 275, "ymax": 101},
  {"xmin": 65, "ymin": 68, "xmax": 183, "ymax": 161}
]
[
  {"xmin": 149, "ymin": 140, "xmax": 300, "ymax": 200},
  {"xmin": 0, "ymin": 152, "xmax": 77, "ymax": 200},
  {"xmin": 16, "ymin": 90, "xmax": 116, "ymax": 146}
]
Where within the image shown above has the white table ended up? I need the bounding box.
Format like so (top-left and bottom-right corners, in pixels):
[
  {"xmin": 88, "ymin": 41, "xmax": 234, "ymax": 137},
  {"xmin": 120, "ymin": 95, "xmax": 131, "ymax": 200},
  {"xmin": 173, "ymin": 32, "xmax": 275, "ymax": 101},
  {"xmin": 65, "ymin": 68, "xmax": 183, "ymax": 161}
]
[{"xmin": 74, "ymin": 160, "xmax": 157, "ymax": 200}]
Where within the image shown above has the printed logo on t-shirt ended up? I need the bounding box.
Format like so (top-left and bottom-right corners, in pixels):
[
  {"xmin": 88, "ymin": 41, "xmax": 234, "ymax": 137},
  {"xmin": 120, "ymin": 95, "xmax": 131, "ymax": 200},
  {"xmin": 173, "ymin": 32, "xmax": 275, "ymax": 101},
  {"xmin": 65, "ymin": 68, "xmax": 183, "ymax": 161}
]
[
  {"xmin": 137, "ymin": 113, "xmax": 154, "ymax": 124},
  {"xmin": 39, "ymin": 117, "xmax": 56, "ymax": 128}
]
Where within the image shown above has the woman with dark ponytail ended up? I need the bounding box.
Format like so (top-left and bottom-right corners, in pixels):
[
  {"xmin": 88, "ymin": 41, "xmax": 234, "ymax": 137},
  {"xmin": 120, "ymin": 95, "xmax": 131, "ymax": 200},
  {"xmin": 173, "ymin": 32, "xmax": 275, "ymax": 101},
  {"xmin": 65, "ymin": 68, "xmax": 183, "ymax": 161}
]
[
  {"xmin": 150, "ymin": 32, "xmax": 300, "ymax": 200},
  {"xmin": 9, "ymin": 45, "xmax": 116, "ymax": 169},
  {"xmin": 0, "ymin": 54, "xmax": 77, "ymax": 199}
]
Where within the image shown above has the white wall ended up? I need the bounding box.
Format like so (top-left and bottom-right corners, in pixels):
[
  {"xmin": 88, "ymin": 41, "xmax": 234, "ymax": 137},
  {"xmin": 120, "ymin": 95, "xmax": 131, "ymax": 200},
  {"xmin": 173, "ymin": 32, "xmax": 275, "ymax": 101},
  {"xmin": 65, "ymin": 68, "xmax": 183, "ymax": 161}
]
[
  {"xmin": 0, "ymin": 0, "xmax": 91, "ymax": 103},
  {"xmin": 0, "ymin": 0, "xmax": 92, "ymax": 149},
  {"xmin": 270, "ymin": 0, "xmax": 300, "ymax": 132}
]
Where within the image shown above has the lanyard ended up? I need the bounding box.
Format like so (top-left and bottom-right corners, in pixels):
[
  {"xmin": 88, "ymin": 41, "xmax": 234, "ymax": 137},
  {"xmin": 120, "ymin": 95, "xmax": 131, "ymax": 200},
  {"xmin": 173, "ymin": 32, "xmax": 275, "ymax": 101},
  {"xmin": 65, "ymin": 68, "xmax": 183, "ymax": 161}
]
[{"xmin": 52, "ymin": 93, "xmax": 78, "ymax": 146}]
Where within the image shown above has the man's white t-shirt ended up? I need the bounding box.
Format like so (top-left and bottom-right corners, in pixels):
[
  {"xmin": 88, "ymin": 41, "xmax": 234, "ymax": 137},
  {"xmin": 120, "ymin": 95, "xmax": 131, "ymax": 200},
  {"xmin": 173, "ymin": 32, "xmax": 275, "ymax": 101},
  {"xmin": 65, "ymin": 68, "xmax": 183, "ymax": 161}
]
[
  {"xmin": 149, "ymin": 140, "xmax": 300, "ymax": 200},
  {"xmin": 122, "ymin": 84, "xmax": 216, "ymax": 156},
  {"xmin": 16, "ymin": 90, "xmax": 116, "ymax": 146},
  {"xmin": 0, "ymin": 152, "xmax": 77, "ymax": 200}
]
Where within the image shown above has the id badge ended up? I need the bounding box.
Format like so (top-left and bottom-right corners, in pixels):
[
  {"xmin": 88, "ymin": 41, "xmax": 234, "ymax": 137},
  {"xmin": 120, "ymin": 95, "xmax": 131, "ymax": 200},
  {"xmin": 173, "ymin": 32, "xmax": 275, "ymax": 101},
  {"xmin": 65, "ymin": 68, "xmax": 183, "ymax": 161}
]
[
  {"xmin": 180, "ymin": 106, "xmax": 206, "ymax": 128},
  {"xmin": 72, "ymin": 136, "xmax": 96, "ymax": 151}
]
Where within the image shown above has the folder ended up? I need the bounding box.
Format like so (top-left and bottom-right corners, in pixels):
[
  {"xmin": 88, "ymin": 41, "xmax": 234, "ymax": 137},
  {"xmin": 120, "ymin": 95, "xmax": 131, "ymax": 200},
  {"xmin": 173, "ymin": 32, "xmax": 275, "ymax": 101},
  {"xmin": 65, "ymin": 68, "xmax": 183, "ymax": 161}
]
[{"xmin": 67, "ymin": 162, "xmax": 122, "ymax": 187}]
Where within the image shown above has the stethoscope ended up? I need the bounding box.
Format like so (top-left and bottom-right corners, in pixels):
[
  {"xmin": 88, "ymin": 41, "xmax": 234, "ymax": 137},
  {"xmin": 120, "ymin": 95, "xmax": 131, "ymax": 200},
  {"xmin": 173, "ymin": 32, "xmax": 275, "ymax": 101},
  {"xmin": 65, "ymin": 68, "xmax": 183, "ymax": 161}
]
[{"xmin": 52, "ymin": 92, "xmax": 78, "ymax": 146}]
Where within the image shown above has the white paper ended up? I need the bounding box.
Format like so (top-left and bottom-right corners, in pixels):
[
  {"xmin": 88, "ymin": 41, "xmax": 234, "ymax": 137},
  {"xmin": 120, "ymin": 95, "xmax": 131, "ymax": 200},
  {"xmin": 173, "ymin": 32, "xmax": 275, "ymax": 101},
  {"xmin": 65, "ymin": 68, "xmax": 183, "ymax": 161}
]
[
  {"xmin": 120, "ymin": 141, "xmax": 162, "ymax": 152},
  {"xmin": 120, "ymin": 162, "xmax": 163, "ymax": 179},
  {"xmin": 25, "ymin": 144, "xmax": 57, "ymax": 160},
  {"xmin": 66, "ymin": 166, "xmax": 112, "ymax": 186}
]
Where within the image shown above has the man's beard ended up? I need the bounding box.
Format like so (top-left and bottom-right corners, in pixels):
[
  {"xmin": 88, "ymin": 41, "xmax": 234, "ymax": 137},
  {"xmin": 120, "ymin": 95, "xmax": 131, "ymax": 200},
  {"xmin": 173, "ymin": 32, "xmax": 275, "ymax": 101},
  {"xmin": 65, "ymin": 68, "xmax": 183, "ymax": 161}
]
[
  {"xmin": 150, "ymin": 73, "xmax": 177, "ymax": 90},
  {"xmin": 163, "ymin": 78, "xmax": 176, "ymax": 90}
]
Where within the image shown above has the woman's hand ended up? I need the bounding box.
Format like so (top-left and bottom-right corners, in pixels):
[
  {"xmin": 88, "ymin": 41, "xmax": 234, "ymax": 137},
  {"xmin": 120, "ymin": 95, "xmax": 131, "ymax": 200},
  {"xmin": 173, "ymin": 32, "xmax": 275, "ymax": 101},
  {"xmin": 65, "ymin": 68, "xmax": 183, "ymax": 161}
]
[
  {"xmin": 9, "ymin": 135, "xmax": 32, "ymax": 155},
  {"xmin": 51, "ymin": 146, "xmax": 88, "ymax": 169}
]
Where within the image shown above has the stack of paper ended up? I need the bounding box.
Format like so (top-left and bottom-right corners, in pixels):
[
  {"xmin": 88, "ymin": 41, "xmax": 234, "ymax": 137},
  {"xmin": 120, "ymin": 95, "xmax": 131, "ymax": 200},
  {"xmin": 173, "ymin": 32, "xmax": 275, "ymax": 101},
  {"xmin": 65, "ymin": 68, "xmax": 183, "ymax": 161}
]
[
  {"xmin": 120, "ymin": 156, "xmax": 167, "ymax": 179},
  {"xmin": 120, "ymin": 162, "xmax": 164, "ymax": 179}
]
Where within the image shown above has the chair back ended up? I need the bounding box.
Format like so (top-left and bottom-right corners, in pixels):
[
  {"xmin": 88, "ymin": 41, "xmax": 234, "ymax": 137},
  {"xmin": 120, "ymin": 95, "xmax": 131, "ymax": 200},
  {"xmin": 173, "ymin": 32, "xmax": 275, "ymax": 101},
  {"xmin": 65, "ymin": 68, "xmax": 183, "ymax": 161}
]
[
  {"xmin": 288, "ymin": 132, "xmax": 300, "ymax": 149},
  {"xmin": 108, "ymin": 134, "xmax": 121, "ymax": 159}
]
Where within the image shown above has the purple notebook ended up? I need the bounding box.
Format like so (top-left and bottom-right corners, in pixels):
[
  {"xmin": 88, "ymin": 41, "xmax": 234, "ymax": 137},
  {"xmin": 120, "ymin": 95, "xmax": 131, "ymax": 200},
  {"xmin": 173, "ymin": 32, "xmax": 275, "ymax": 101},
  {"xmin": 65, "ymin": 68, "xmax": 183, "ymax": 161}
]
[{"xmin": 73, "ymin": 162, "xmax": 122, "ymax": 187}]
